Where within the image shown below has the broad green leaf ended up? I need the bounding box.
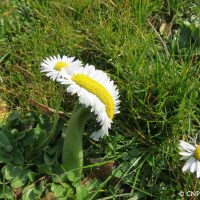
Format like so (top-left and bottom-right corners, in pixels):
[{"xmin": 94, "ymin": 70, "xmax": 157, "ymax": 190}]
[
  {"xmin": 2, "ymin": 165, "xmax": 28, "ymax": 188},
  {"xmin": 3, "ymin": 164, "xmax": 14, "ymax": 180},
  {"xmin": 0, "ymin": 151, "xmax": 11, "ymax": 163},
  {"xmin": 11, "ymin": 175, "xmax": 28, "ymax": 189},
  {"xmin": 33, "ymin": 181, "xmax": 46, "ymax": 195},
  {"xmin": 27, "ymin": 171, "xmax": 38, "ymax": 182},
  {"xmin": 22, "ymin": 188, "xmax": 35, "ymax": 200},
  {"xmin": 37, "ymin": 164, "xmax": 52, "ymax": 175},
  {"xmin": 0, "ymin": 185, "xmax": 13, "ymax": 199},
  {"xmin": 112, "ymin": 169, "xmax": 123, "ymax": 178},
  {"xmin": 44, "ymin": 150, "xmax": 56, "ymax": 165},
  {"xmin": 21, "ymin": 129, "xmax": 35, "ymax": 147},
  {"xmin": 5, "ymin": 111, "xmax": 20, "ymax": 128},
  {"xmin": 66, "ymin": 171, "xmax": 75, "ymax": 182},
  {"xmin": 0, "ymin": 131, "xmax": 13, "ymax": 152},
  {"xmin": 76, "ymin": 185, "xmax": 89, "ymax": 200},
  {"xmin": 12, "ymin": 149, "xmax": 24, "ymax": 165},
  {"xmin": 51, "ymin": 183, "xmax": 66, "ymax": 197}
]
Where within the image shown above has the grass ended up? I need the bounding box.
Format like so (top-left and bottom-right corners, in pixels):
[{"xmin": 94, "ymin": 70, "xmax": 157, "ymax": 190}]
[{"xmin": 0, "ymin": 0, "xmax": 200, "ymax": 199}]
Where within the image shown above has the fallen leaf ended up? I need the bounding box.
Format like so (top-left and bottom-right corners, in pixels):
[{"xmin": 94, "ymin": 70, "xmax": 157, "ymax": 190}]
[
  {"xmin": 160, "ymin": 22, "xmax": 172, "ymax": 37},
  {"xmin": 81, "ymin": 158, "xmax": 115, "ymax": 185},
  {"xmin": 0, "ymin": 98, "xmax": 10, "ymax": 124},
  {"xmin": 13, "ymin": 188, "xmax": 22, "ymax": 200},
  {"xmin": 29, "ymin": 98, "xmax": 66, "ymax": 118},
  {"xmin": 42, "ymin": 192, "xmax": 57, "ymax": 200}
]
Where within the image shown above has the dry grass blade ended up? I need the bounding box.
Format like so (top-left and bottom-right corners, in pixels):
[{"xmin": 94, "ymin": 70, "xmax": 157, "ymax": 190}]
[{"xmin": 29, "ymin": 98, "xmax": 66, "ymax": 118}]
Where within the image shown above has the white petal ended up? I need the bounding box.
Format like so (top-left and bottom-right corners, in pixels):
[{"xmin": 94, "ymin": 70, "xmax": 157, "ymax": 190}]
[
  {"xmin": 182, "ymin": 157, "xmax": 196, "ymax": 172},
  {"xmin": 180, "ymin": 156, "xmax": 188, "ymax": 160},
  {"xmin": 90, "ymin": 128, "xmax": 107, "ymax": 140},
  {"xmin": 179, "ymin": 152, "xmax": 194, "ymax": 156},
  {"xmin": 196, "ymin": 161, "xmax": 200, "ymax": 178},
  {"xmin": 190, "ymin": 161, "xmax": 197, "ymax": 173},
  {"xmin": 40, "ymin": 55, "xmax": 82, "ymax": 81},
  {"xmin": 179, "ymin": 140, "xmax": 196, "ymax": 152}
]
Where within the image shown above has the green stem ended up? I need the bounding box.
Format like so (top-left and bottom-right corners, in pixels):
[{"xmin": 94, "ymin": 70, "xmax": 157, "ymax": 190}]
[{"xmin": 62, "ymin": 103, "xmax": 92, "ymax": 178}]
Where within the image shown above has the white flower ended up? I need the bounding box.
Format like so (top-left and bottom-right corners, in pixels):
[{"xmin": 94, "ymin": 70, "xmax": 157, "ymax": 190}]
[
  {"xmin": 179, "ymin": 137, "xmax": 200, "ymax": 178},
  {"xmin": 58, "ymin": 64, "xmax": 120, "ymax": 140},
  {"xmin": 40, "ymin": 55, "xmax": 83, "ymax": 81}
]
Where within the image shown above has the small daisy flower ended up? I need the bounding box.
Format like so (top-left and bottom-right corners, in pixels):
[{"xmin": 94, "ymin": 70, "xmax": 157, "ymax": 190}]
[
  {"xmin": 58, "ymin": 64, "xmax": 120, "ymax": 140},
  {"xmin": 40, "ymin": 55, "xmax": 83, "ymax": 81},
  {"xmin": 179, "ymin": 136, "xmax": 200, "ymax": 178}
]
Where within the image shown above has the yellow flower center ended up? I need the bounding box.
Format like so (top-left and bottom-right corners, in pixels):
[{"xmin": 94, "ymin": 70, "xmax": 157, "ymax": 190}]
[
  {"xmin": 54, "ymin": 61, "xmax": 68, "ymax": 71},
  {"xmin": 195, "ymin": 145, "xmax": 200, "ymax": 160},
  {"xmin": 72, "ymin": 74, "xmax": 115, "ymax": 119}
]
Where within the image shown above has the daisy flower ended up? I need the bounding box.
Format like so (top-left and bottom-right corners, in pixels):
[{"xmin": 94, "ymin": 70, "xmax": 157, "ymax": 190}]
[
  {"xmin": 179, "ymin": 136, "xmax": 200, "ymax": 178},
  {"xmin": 58, "ymin": 64, "xmax": 120, "ymax": 140},
  {"xmin": 40, "ymin": 55, "xmax": 83, "ymax": 81}
]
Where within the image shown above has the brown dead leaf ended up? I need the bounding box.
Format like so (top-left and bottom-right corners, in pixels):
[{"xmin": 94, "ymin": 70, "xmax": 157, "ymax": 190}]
[
  {"xmin": 42, "ymin": 192, "xmax": 57, "ymax": 200},
  {"xmin": 159, "ymin": 22, "xmax": 172, "ymax": 37},
  {"xmin": 0, "ymin": 98, "xmax": 10, "ymax": 124},
  {"xmin": 13, "ymin": 188, "xmax": 22, "ymax": 200},
  {"xmin": 29, "ymin": 98, "xmax": 66, "ymax": 119},
  {"xmin": 89, "ymin": 158, "xmax": 115, "ymax": 180},
  {"xmin": 81, "ymin": 158, "xmax": 115, "ymax": 185},
  {"xmin": 0, "ymin": 0, "xmax": 9, "ymax": 7}
]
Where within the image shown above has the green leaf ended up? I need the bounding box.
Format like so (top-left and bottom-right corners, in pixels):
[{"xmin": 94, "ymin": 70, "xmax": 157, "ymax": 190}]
[
  {"xmin": 22, "ymin": 188, "xmax": 35, "ymax": 200},
  {"xmin": 21, "ymin": 129, "xmax": 35, "ymax": 147},
  {"xmin": 76, "ymin": 185, "xmax": 89, "ymax": 200},
  {"xmin": 32, "ymin": 181, "xmax": 46, "ymax": 195},
  {"xmin": 13, "ymin": 149, "xmax": 24, "ymax": 165},
  {"xmin": 38, "ymin": 114, "xmax": 52, "ymax": 131},
  {"xmin": 51, "ymin": 183, "xmax": 67, "ymax": 198},
  {"xmin": 0, "ymin": 185, "xmax": 14, "ymax": 199},
  {"xmin": 0, "ymin": 131, "xmax": 13, "ymax": 152},
  {"xmin": 37, "ymin": 164, "xmax": 52, "ymax": 175},
  {"xmin": 3, "ymin": 164, "xmax": 14, "ymax": 180},
  {"xmin": 0, "ymin": 151, "xmax": 11, "ymax": 163},
  {"xmin": 11, "ymin": 175, "xmax": 28, "ymax": 189},
  {"xmin": 33, "ymin": 125, "xmax": 48, "ymax": 148},
  {"xmin": 178, "ymin": 27, "xmax": 192, "ymax": 49},
  {"xmin": 27, "ymin": 171, "xmax": 38, "ymax": 182},
  {"xmin": 66, "ymin": 171, "xmax": 75, "ymax": 182},
  {"xmin": 5, "ymin": 111, "xmax": 20, "ymax": 128},
  {"xmin": 2, "ymin": 164, "xmax": 29, "ymax": 188},
  {"xmin": 44, "ymin": 150, "xmax": 56, "ymax": 165},
  {"xmin": 112, "ymin": 169, "xmax": 123, "ymax": 178}
]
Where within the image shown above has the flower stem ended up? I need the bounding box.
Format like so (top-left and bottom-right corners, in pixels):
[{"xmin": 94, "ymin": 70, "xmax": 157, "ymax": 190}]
[{"xmin": 62, "ymin": 103, "xmax": 91, "ymax": 178}]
